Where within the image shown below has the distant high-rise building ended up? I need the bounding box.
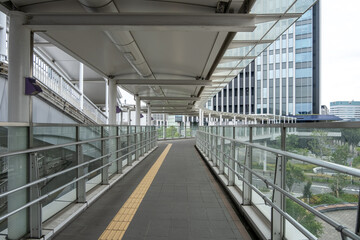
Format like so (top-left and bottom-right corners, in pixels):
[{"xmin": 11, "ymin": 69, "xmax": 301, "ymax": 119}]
[
  {"xmin": 330, "ymin": 101, "xmax": 360, "ymax": 121},
  {"xmin": 207, "ymin": 2, "xmax": 320, "ymax": 116}
]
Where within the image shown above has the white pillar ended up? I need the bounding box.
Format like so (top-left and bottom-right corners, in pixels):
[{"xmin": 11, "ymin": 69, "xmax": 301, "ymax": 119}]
[
  {"xmin": 219, "ymin": 114, "xmax": 223, "ymax": 125},
  {"xmin": 245, "ymin": 117, "xmax": 247, "ymax": 125},
  {"xmin": 8, "ymin": 13, "xmax": 31, "ymax": 240},
  {"xmin": 233, "ymin": 116, "xmax": 236, "ymax": 125},
  {"xmin": 105, "ymin": 79, "xmax": 109, "ymax": 124},
  {"xmin": 108, "ymin": 80, "xmax": 116, "ymax": 124},
  {"xmin": 208, "ymin": 113, "xmax": 212, "ymax": 126},
  {"xmin": 0, "ymin": 12, "xmax": 7, "ymax": 61},
  {"xmin": 163, "ymin": 114, "xmax": 166, "ymax": 139},
  {"xmin": 199, "ymin": 109, "xmax": 202, "ymax": 126},
  {"xmin": 79, "ymin": 63, "xmax": 84, "ymax": 110},
  {"xmin": 127, "ymin": 109, "xmax": 131, "ymax": 125},
  {"xmin": 147, "ymin": 104, "xmax": 152, "ymax": 125},
  {"xmin": 135, "ymin": 94, "xmax": 140, "ymax": 125},
  {"xmin": 120, "ymin": 111, "xmax": 123, "ymax": 125}
]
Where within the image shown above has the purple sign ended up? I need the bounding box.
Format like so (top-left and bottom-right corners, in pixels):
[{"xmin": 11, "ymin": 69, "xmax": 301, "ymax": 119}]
[
  {"xmin": 116, "ymin": 106, "xmax": 122, "ymax": 113},
  {"xmin": 25, "ymin": 77, "xmax": 42, "ymax": 95}
]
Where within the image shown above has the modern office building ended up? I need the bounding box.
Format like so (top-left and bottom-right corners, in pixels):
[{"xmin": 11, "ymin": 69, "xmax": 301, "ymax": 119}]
[
  {"xmin": 330, "ymin": 101, "xmax": 360, "ymax": 121},
  {"xmin": 207, "ymin": 2, "xmax": 320, "ymax": 116}
]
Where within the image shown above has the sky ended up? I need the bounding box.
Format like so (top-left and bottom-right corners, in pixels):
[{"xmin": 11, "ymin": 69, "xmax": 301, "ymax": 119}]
[{"xmin": 320, "ymin": 0, "xmax": 360, "ymax": 107}]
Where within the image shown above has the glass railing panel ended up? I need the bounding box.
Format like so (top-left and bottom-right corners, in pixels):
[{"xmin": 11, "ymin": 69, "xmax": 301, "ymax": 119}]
[
  {"xmin": 33, "ymin": 126, "xmax": 76, "ymax": 147},
  {"xmin": 234, "ymin": 126, "xmax": 249, "ymax": 142},
  {"xmin": 191, "ymin": 124, "xmax": 198, "ymax": 138},
  {"xmin": 119, "ymin": 126, "xmax": 128, "ymax": 167},
  {"xmin": 79, "ymin": 126, "xmax": 102, "ymax": 193},
  {"xmin": 253, "ymin": 127, "xmax": 281, "ymax": 149},
  {"xmin": 224, "ymin": 127, "xmax": 234, "ymax": 177},
  {"xmin": 142, "ymin": 126, "xmax": 147, "ymax": 154},
  {"xmin": 38, "ymin": 145, "xmax": 77, "ymax": 222},
  {"xmin": 107, "ymin": 126, "xmax": 117, "ymax": 176},
  {"xmin": 130, "ymin": 126, "xmax": 136, "ymax": 161},
  {"xmin": 234, "ymin": 142, "xmax": 246, "ymax": 191},
  {"xmin": 285, "ymin": 155, "xmax": 359, "ymax": 239},
  {"xmin": 157, "ymin": 126, "xmax": 164, "ymax": 140},
  {"xmin": 0, "ymin": 126, "xmax": 28, "ymax": 236},
  {"xmin": 251, "ymin": 149, "xmax": 277, "ymax": 221},
  {"xmin": 33, "ymin": 125, "xmax": 77, "ymax": 222}
]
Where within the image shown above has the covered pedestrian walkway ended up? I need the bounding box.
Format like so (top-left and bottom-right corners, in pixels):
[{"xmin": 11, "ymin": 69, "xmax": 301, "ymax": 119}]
[{"xmin": 53, "ymin": 140, "xmax": 253, "ymax": 240}]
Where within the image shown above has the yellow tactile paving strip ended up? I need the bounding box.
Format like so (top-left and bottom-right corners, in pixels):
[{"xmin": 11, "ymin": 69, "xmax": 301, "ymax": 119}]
[{"xmin": 99, "ymin": 144, "xmax": 172, "ymax": 240}]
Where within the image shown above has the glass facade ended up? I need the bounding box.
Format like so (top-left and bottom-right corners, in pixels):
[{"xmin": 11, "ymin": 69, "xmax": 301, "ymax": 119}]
[{"xmin": 208, "ymin": 3, "xmax": 319, "ymax": 116}]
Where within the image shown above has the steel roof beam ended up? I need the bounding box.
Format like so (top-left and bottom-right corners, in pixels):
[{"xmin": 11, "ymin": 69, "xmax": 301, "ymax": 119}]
[
  {"xmin": 116, "ymin": 79, "xmax": 212, "ymax": 86},
  {"xmin": 140, "ymin": 96, "xmax": 200, "ymax": 101},
  {"xmin": 24, "ymin": 13, "xmax": 300, "ymax": 32}
]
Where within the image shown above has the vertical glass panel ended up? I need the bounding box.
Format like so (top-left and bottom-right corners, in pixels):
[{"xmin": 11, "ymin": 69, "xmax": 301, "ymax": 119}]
[
  {"xmin": 120, "ymin": 126, "xmax": 129, "ymax": 167},
  {"xmin": 107, "ymin": 126, "xmax": 117, "ymax": 176},
  {"xmin": 32, "ymin": 126, "xmax": 77, "ymax": 222},
  {"xmin": 284, "ymin": 126, "xmax": 360, "ymax": 238},
  {"xmin": 0, "ymin": 127, "xmax": 28, "ymax": 238},
  {"xmin": 224, "ymin": 127, "xmax": 234, "ymax": 177},
  {"xmin": 80, "ymin": 126, "xmax": 102, "ymax": 193},
  {"xmin": 131, "ymin": 126, "xmax": 136, "ymax": 161},
  {"xmin": 157, "ymin": 125, "xmax": 164, "ymax": 140}
]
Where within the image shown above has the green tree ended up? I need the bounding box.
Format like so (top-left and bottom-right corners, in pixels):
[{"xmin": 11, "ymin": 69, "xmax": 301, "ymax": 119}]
[
  {"xmin": 286, "ymin": 163, "xmax": 306, "ymax": 192},
  {"xmin": 309, "ymin": 130, "xmax": 331, "ymax": 159},
  {"xmin": 353, "ymin": 147, "xmax": 360, "ymax": 167},
  {"xmin": 331, "ymin": 174, "xmax": 347, "ymax": 198},
  {"xmin": 303, "ymin": 181, "xmax": 312, "ymax": 204},
  {"xmin": 286, "ymin": 199, "xmax": 323, "ymax": 237},
  {"xmin": 341, "ymin": 129, "xmax": 360, "ymax": 148},
  {"xmin": 331, "ymin": 144, "xmax": 350, "ymax": 165}
]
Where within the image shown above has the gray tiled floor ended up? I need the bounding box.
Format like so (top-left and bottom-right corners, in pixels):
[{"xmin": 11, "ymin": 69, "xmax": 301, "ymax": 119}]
[
  {"xmin": 53, "ymin": 140, "xmax": 251, "ymax": 240},
  {"xmin": 123, "ymin": 140, "xmax": 248, "ymax": 240}
]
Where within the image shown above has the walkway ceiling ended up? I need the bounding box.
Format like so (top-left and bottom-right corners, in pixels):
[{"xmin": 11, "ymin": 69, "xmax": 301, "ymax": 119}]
[{"xmin": 1, "ymin": 0, "xmax": 317, "ymax": 115}]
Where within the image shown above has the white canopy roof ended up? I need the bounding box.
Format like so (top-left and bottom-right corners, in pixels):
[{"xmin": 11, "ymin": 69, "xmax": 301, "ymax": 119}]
[{"xmin": 1, "ymin": 0, "xmax": 317, "ymax": 115}]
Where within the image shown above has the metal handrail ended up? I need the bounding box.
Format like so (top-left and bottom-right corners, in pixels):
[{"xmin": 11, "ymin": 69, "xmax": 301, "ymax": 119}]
[
  {"xmin": 198, "ymin": 138, "xmax": 316, "ymax": 239},
  {"xmin": 198, "ymin": 130, "xmax": 360, "ymax": 178},
  {"xmin": 197, "ymin": 130, "xmax": 360, "ymax": 239},
  {"xmin": 196, "ymin": 135, "xmax": 360, "ymax": 240},
  {"xmin": 0, "ymin": 137, "xmax": 157, "ymax": 222},
  {"xmin": 0, "ymin": 130, "xmax": 154, "ymax": 159},
  {"xmin": 0, "ymin": 135, "xmax": 157, "ymax": 200}
]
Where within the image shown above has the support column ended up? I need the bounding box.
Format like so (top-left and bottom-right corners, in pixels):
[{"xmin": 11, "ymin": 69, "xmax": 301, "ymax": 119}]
[
  {"xmin": 8, "ymin": 13, "xmax": 31, "ymax": 240},
  {"xmin": 105, "ymin": 79, "xmax": 109, "ymax": 124},
  {"xmin": 147, "ymin": 104, "xmax": 151, "ymax": 125},
  {"xmin": 108, "ymin": 79, "xmax": 116, "ymax": 125},
  {"xmin": 163, "ymin": 114, "xmax": 166, "ymax": 139},
  {"xmin": 199, "ymin": 109, "xmax": 203, "ymax": 126},
  {"xmin": 208, "ymin": 113, "xmax": 212, "ymax": 126},
  {"xmin": 135, "ymin": 94, "xmax": 140, "ymax": 125},
  {"xmin": 0, "ymin": 12, "xmax": 7, "ymax": 62},
  {"xmin": 79, "ymin": 63, "xmax": 84, "ymax": 110},
  {"xmin": 219, "ymin": 114, "xmax": 223, "ymax": 125},
  {"xmin": 127, "ymin": 109, "xmax": 131, "ymax": 125}
]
